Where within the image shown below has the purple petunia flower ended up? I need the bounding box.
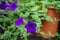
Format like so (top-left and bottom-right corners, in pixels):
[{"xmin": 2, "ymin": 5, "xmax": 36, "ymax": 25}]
[
  {"xmin": 0, "ymin": 1, "xmax": 8, "ymax": 10},
  {"xmin": 0, "ymin": 28, "xmax": 3, "ymax": 33},
  {"xmin": 0, "ymin": 27, "xmax": 4, "ymax": 34},
  {"xmin": 15, "ymin": 17, "xmax": 24, "ymax": 26},
  {"xmin": 25, "ymin": 21, "xmax": 37, "ymax": 33},
  {"xmin": 8, "ymin": 2, "xmax": 17, "ymax": 11}
]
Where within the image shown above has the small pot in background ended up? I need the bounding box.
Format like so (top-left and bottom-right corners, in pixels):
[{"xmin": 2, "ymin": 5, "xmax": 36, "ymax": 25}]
[{"xmin": 35, "ymin": 6, "xmax": 59, "ymax": 38}]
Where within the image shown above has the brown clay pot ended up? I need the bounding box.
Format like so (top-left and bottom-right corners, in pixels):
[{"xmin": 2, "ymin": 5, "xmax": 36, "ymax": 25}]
[{"xmin": 35, "ymin": 6, "xmax": 59, "ymax": 38}]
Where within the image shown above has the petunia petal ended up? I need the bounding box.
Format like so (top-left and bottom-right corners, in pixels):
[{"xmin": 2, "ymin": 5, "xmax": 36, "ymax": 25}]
[
  {"xmin": 8, "ymin": 2, "xmax": 17, "ymax": 11},
  {"xmin": 15, "ymin": 17, "xmax": 24, "ymax": 26},
  {"xmin": 25, "ymin": 21, "xmax": 37, "ymax": 32},
  {"xmin": 0, "ymin": 27, "xmax": 4, "ymax": 34},
  {"xmin": 0, "ymin": 1, "xmax": 8, "ymax": 10}
]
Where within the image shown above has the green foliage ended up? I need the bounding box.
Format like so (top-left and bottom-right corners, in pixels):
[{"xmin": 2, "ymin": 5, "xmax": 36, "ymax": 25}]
[
  {"xmin": 55, "ymin": 1, "xmax": 60, "ymax": 11},
  {"xmin": 44, "ymin": 0, "xmax": 60, "ymax": 11},
  {"xmin": 0, "ymin": 0, "xmax": 60, "ymax": 40}
]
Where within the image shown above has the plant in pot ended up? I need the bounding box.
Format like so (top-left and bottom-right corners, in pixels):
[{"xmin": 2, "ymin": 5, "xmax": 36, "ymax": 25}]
[
  {"xmin": 0, "ymin": 0, "xmax": 60, "ymax": 40},
  {"xmin": 35, "ymin": 0, "xmax": 60, "ymax": 39}
]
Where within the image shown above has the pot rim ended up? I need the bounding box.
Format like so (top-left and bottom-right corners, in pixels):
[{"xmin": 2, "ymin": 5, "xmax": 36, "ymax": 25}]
[{"xmin": 47, "ymin": 6, "xmax": 55, "ymax": 9}]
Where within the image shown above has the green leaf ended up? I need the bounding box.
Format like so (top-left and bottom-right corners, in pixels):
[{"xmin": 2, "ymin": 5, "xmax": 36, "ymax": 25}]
[
  {"xmin": 45, "ymin": 16, "xmax": 53, "ymax": 22},
  {"xmin": 40, "ymin": 32, "xmax": 45, "ymax": 35}
]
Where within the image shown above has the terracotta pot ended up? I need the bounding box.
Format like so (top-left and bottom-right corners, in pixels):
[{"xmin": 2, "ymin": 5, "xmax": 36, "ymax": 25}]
[{"xmin": 34, "ymin": 6, "xmax": 59, "ymax": 38}]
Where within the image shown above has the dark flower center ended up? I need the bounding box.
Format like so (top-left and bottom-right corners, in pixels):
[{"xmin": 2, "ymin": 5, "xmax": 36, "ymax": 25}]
[
  {"xmin": 11, "ymin": 4, "xmax": 15, "ymax": 7},
  {"xmin": 29, "ymin": 24, "xmax": 33, "ymax": 27}
]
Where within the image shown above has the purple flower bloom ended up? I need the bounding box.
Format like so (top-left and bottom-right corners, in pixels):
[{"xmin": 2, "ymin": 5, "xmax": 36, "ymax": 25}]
[
  {"xmin": 0, "ymin": 28, "xmax": 3, "ymax": 33},
  {"xmin": 15, "ymin": 17, "xmax": 24, "ymax": 26},
  {"xmin": 0, "ymin": 1, "xmax": 8, "ymax": 10},
  {"xmin": 8, "ymin": 2, "xmax": 17, "ymax": 11},
  {"xmin": 0, "ymin": 27, "xmax": 4, "ymax": 34},
  {"xmin": 25, "ymin": 21, "xmax": 37, "ymax": 33}
]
